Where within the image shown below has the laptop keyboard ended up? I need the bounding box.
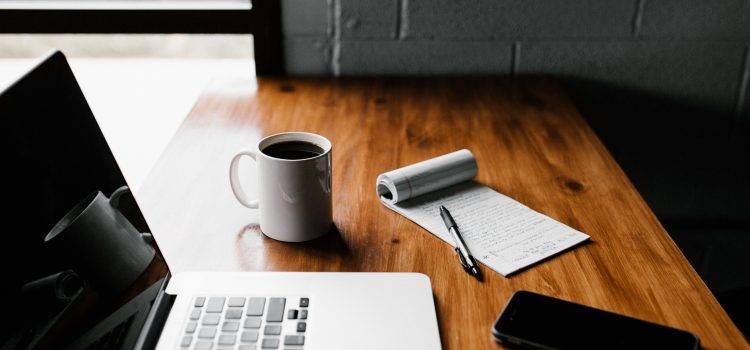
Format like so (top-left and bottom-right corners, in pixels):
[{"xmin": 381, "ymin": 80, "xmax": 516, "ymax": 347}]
[{"xmin": 180, "ymin": 296, "xmax": 309, "ymax": 350}]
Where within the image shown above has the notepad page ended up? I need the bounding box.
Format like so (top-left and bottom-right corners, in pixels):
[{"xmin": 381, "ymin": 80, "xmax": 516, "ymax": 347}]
[{"xmin": 383, "ymin": 181, "xmax": 589, "ymax": 276}]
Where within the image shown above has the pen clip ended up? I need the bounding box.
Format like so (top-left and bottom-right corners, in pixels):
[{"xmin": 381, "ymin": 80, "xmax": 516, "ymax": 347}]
[{"xmin": 455, "ymin": 247, "xmax": 470, "ymax": 269}]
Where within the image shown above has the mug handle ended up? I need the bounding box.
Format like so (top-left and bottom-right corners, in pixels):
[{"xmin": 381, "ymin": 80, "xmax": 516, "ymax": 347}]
[
  {"xmin": 109, "ymin": 186, "xmax": 130, "ymax": 209},
  {"xmin": 229, "ymin": 150, "xmax": 260, "ymax": 209},
  {"xmin": 108, "ymin": 186, "xmax": 155, "ymax": 244}
]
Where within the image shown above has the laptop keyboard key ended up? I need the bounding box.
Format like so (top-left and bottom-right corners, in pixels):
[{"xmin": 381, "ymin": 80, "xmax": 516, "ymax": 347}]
[
  {"xmin": 264, "ymin": 325, "xmax": 282, "ymax": 335},
  {"xmin": 218, "ymin": 334, "xmax": 237, "ymax": 345},
  {"xmin": 198, "ymin": 327, "xmax": 217, "ymax": 339},
  {"xmin": 194, "ymin": 341, "xmax": 213, "ymax": 350},
  {"xmin": 284, "ymin": 335, "xmax": 305, "ymax": 346},
  {"xmin": 247, "ymin": 297, "xmax": 266, "ymax": 316},
  {"xmin": 238, "ymin": 345, "xmax": 256, "ymax": 350},
  {"xmin": 241, "ymin": 330, "xmax": 259, "ymax": 342},
  {"xmin": 228, "ymin": 297, "xmax": 246, "ymax": 307},
  {"xmin": 190, "ymin": 308, "xmax": 202, "ymax": 320},
  {"xmin": 299, "ymin": 310, "xmax": 307, "ymax": 319},
  {"xmin": 299, "ymin": 298, "xmax": 309, "ymax": 307},
  {"xmin": 185, "ymin": 321, "xmax": 198, "ymax": 333},
  {"xmin": 202, "ymin": 314, "xmax": 220, "ymax": 325},
  {"xmin": 287, "ymin": 309, "xmax": 298, "ymax": 319},
  {"xmin": 194, "ymin": 297, "xmax": 206, "ymax": 307},
  {"xmin": 296, "ymin": 322, "xmax": 306, "ymax": 332},
  {"xmin": 222, "ymin": 321, "xmax": 240, "ymax": 332},
  {"xmin": 180, "ymin": 335, "xmax": 192, "ymax": 347},
  {"xmin": 266, "ymin": 298, "xmax": 285, "ymax": 322},
  {"xmin": 226, "ymin": 308, "xmax": 243, "ymax": 319},
  {"xmin": 244, "ymin": 316, "xmax": 262, "ymax": 329},
  {"xmin": 261, "ymin": 338, "xmax": 279, "ymax": 349},
  {"xmin": 206, "ymin": 297, "xmax": 226, "ymax": 313}
]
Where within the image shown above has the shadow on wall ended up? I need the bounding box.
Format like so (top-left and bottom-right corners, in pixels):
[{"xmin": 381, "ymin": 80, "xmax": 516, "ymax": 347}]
[
  {"xmin": 551, "ymin": 77, "xmax": 750, "ymax": 337},
  {"xmin": 557, "ymin": 78, "xmax": 750, "ymax": 227}
]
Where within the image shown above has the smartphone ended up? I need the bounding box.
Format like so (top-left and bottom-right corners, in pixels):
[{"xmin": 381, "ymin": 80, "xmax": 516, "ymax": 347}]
[{"xmin": 492, "ymin": 291, "xmax": 700, "ymax": 349}]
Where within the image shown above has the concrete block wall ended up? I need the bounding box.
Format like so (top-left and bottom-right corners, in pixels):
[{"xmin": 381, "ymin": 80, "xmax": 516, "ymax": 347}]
[{"xmin": 281, "ymin": 0, "xmax": 750, "ymax": 118}]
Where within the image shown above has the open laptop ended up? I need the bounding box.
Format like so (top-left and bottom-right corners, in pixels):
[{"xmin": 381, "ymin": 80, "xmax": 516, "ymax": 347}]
[{"xmin": 1, "ymin": 51, "xmax": 441, "ymax": 350}]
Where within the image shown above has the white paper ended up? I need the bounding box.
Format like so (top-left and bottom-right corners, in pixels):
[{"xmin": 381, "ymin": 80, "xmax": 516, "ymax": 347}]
[
  {"xmin": 377, "ymin": 152, "xmax": 589, "ymax": 276},
  {"xmin": 376, "ymin": 149, "xmax": 477, "ymax": 204}
]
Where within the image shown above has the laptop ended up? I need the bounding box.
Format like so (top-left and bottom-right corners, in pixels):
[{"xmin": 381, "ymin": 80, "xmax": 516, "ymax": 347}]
[{"xmin": 1, "ymin": 51, "xmax": 441, "ymax": 350}]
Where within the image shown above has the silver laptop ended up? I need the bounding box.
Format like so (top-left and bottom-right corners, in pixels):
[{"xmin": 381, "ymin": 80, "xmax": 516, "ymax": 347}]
[{"xmin": 1, "ymin": 51, "xmax": 441, "ymax": 350}]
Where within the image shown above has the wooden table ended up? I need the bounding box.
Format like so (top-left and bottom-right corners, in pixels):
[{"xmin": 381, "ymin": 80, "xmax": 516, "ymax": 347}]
[{"xmin": 138, "ymin": 76, "xmax": 748, "ymax": 349}]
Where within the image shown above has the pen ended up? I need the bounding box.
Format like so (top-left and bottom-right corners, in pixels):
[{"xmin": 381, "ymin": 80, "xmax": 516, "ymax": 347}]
[{"xmin": 439, "ymin": 205, "xmax": 481, "ymax": 277}]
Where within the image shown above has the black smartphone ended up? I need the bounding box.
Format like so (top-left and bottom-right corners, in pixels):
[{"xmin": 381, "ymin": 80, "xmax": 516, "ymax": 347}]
[{"xmin": 492, "ymin": 291, "xmax": 700, "ymax": 349}]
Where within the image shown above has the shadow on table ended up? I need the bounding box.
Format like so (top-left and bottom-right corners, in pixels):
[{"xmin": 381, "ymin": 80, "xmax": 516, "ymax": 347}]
[
  {"xmin": 289, "ymin": 224, "xmax": 353, "ymax": 258},
  {"xmin": 236, "ymin": 223, "xmax": 355, "ymax": 271},
  {"xmin": 544, "ymin": 76, "xmax": 750, "ymax": 338}
]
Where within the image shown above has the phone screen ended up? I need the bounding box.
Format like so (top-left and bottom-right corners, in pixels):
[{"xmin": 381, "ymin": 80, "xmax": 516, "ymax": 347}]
[{"xmin": 492, "ymin": 291, "xmax": 699, "ymax": 349}]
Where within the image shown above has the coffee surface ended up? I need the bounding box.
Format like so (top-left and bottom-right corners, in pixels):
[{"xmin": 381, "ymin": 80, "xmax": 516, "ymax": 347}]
[{"xmin": 262, "ymin": 141, "xmax": 324, "ymax": 160}]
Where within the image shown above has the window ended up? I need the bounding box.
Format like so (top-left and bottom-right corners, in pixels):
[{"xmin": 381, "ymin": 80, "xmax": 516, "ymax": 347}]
[{"xmin": 0, "ymin": 0, "xmax": 282, "ymax": 74}]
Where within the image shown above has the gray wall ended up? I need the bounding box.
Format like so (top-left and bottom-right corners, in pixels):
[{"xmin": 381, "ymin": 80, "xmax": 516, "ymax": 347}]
[{"xmin": 281, "ymin": 0, "xmax": 750, "ymax": 120}]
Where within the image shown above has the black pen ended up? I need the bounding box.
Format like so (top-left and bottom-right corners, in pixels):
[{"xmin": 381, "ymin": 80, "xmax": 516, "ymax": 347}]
[{"xmin": 439, "ymin": 205, "xmax": 481, "ymax": 277}]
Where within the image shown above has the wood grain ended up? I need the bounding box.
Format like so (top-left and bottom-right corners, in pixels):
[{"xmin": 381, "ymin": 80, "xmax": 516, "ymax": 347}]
[{"xmin": 138, "ymin": 76, "xmax": 748, "ymax": 349}]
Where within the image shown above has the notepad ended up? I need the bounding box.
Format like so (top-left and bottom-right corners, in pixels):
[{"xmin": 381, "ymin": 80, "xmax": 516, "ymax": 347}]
[{"xmin": 376, "ymin": 150, "xmax": 589, "ymax": 276}]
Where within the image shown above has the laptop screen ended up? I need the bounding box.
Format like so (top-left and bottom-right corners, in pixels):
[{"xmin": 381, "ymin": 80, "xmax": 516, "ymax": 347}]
[{"xmin": 0, "ymin": 52, "xmax": 168, "ymax": 349}]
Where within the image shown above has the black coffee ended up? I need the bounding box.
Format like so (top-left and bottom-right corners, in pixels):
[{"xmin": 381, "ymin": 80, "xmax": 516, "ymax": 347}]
[{"xmin": 262, "ymin": 141, "xmax": 324, "ymax": 160}]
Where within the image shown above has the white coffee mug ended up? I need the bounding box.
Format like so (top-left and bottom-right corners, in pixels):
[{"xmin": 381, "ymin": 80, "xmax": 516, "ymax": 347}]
[{"xmin": 229, "ymin": 132, "xmax": 332, "ymax": 242}]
